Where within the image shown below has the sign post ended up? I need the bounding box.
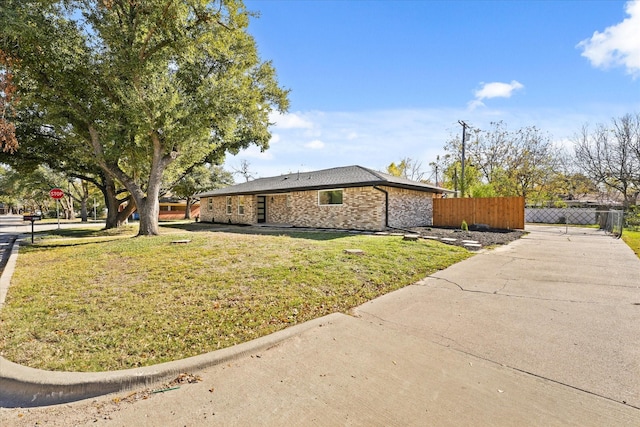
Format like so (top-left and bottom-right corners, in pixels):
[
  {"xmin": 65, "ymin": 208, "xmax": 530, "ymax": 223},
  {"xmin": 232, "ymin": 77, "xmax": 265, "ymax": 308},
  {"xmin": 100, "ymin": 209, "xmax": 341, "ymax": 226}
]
[
  {"xmin": 49, "ymin": 188, "xmax": 64, "ymax": 229},
  {"xmin": 22, "ymin": 214, "xmax": 42, "ymax": 243}
]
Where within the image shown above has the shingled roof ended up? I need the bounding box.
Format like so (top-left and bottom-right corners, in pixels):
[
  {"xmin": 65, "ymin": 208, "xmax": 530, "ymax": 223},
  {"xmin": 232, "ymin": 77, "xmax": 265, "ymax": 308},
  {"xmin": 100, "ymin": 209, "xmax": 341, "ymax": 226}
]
[{"xmin": 198, "ymin": 165, "xmax": 451, "ymax": 197}]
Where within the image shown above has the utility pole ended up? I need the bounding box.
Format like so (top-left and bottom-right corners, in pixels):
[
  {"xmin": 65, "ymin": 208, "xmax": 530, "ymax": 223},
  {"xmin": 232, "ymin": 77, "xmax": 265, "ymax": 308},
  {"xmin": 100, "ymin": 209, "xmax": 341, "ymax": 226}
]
[
  {"xmin": 429, "ymin": 155, "xmax": 441, "ymax": 187},
  {"xmin": 458, "ymin": 120, "xmax": 470, "ymax": 198}
]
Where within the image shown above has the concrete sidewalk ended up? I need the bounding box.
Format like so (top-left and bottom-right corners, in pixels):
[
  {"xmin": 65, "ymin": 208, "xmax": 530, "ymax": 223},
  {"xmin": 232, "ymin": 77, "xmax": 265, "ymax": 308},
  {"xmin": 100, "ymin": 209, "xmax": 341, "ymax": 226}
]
[{"xmin": 1, "ymin": 225, "xmax": 639, "ymax": 426}]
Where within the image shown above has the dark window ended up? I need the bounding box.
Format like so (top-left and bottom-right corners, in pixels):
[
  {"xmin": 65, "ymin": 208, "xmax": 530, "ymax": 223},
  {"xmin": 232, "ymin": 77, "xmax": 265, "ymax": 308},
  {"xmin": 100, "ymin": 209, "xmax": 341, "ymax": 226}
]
[{"xmin": 318, "ymin": 189, "xmax": 343, "ymax": 205}]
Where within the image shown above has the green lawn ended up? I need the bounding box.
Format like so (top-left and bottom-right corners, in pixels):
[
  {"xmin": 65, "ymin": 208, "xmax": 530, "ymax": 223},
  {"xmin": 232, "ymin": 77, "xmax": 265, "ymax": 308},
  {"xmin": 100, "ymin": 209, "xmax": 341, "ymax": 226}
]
[
  {"xmin": 0, "ymin": 226, "xmax": 472, "ymax": 372},
  {"xmin": 622, "ymin": 229, "xmax": 640, "ymax": 258}
]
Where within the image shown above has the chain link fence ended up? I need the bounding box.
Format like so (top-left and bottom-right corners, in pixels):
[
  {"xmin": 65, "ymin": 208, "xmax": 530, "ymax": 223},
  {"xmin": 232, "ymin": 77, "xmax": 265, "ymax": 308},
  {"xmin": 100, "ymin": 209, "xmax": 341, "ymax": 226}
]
[
  {"xmin": 525, "ymin": 208, "xmax": 624, "ymax": 238},
  {"xmin": 600, "ymin": 210, "xmax": 624, "ymax": 238}
]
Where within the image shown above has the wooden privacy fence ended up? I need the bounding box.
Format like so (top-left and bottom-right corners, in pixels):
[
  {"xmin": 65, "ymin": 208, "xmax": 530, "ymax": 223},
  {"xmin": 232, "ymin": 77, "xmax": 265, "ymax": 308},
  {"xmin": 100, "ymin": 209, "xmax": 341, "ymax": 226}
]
[{"xmin": 432, "ymin": 196, "xmax": 525, "ymax": 230}]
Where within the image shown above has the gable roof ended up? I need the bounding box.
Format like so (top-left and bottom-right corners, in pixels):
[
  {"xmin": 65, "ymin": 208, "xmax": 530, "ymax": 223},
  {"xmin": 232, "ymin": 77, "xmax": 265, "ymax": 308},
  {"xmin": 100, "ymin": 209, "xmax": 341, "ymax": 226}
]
[{"xmin": 198, "ymin": 165, "xmax": 452, "ymax": 197}]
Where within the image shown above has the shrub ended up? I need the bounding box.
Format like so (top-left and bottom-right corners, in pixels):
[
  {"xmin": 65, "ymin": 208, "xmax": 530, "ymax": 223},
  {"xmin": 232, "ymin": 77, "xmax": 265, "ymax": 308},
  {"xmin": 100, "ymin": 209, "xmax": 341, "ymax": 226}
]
[{"xmin": 625, "ymin": 205, "xmax": 640, "ymax": 231}]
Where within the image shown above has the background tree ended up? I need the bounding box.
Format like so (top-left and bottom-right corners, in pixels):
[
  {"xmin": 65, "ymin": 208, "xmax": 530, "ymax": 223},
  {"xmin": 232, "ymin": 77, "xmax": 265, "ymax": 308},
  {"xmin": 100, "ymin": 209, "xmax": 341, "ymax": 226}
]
[
  {"xmin": 574, "ymin": 113, "xmax": 640, "ymax": 208},
  {"xmin": 440, "ymin": 160, "xmax": 482, "ymax": 197},
  {"xmin": 0, "ymin": 165, "xmax": 66, "ymax": 216},
  {"xmin": 0, "ymin": 52, "xmax": 18, "ymax": 154},
  {"xmin": 443, "ymin": 122, "xmax": 557, "ymax": 200},
  {"xmin": 0, "ymin": 106, "xmax": 135, "ymax": 227},
  {"xmin": 171, "ymin": 164, "xmax": 233, "ymax": 219},
  {"xmin": 386, "ymin": 157, "xmax": 425, "ymax": 181},
  {"xmin": 1, "ymin": 0, "xmax": 288, "ymax": 236},
  {"xmin": 232, "ymin": 159, "xmax": 255, "ymax": 182},
  {"xmin": 0, "ymin": 164, "xmax": 20, "ymax": 212}
]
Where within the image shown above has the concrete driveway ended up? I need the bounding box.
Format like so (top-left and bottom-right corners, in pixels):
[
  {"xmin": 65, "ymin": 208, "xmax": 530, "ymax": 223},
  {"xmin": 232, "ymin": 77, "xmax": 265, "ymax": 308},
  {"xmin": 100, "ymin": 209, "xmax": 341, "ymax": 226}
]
[{"xmin": 1, "ymin": 224, "xmax": 639, "ymax": 426}]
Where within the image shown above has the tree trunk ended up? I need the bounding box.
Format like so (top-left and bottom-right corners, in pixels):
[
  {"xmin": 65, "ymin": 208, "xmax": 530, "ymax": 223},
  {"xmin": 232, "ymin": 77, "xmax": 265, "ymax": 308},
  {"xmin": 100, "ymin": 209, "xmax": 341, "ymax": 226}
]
[
  {"xmin": 130, "ymin": 133, "xmax": 171, "ymax": 236},
  {"xmin": 103, "ymin": 176, "xmax": 135, "ymax": 229},
  {"xmin": 88, "ymin": 126, "xmax": 168, "ymax": 236},
  {"xmin": 80, "ymin": 198, "xmax": 88, "ymax": 222},
  {"xmin": 80, "ymin": 181, "xmax": 89, "ymax": 222},
  {"xmin": 184, "ymin": 196, "xmax": 192, "ymax": 220},
  {"xmin": 136, "ymin": 195, "xmax": 160, "ymax": 236}
]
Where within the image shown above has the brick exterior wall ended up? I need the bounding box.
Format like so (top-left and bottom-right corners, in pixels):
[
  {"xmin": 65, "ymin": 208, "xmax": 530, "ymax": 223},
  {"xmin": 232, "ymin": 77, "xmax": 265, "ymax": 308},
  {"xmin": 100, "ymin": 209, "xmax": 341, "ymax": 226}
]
[
  {"xmin": 200, "ymin": 186, "xmax": 436, "ymax": 231},
  {"xmin": 267, "ymin": 194, "xmax": 289, "ymax": 224},
  {"xmin": 386, "ymin": 187, "xmax": 434, "ymax": 228},
  {"xmin": 201, "ymin": 195, "xmax": 257, "ymax": 225},
  {"xmin": 285, "ymin": 187, "xmax": 385, "ymax": 230}
]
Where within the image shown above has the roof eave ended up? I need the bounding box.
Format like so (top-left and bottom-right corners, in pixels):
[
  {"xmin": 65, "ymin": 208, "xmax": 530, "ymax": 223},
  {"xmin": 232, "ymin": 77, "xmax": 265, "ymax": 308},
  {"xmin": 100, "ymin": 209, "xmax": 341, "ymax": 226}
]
[{"xmin": 198, "ymin": 181, "xmax": 452, "ymax": 197}]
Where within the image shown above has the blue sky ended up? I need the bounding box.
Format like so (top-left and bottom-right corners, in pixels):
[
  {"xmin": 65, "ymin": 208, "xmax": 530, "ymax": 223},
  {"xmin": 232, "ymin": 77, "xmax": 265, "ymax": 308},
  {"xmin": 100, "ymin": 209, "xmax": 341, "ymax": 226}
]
[{"xmin": 225, "ymin": 0, "xmax": 640, "ymax": 181}]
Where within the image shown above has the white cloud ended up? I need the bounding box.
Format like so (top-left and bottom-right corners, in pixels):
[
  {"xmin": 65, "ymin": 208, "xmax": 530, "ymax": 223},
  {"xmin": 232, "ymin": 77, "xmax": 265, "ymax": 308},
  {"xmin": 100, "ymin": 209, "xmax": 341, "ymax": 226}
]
[
  {"xmin": 468, "ymin": 80, "xmax": 524, "ymax": 110},
  {"xmin": 475, "ymin": 81, "xmax": 525, "ymax": 100},
  {"xmin": 305, "ymin": 139, "xmax": 325, "ymax": 149},
  {"xmin": 577, "ymin": 0, "xmax": 640, "ymax": 77},
  {"xmin": 467, "ymin": 99, "xmax": 486, "ymax": 110},
  {"xmin": 269, "ymin": 133, "xmax": 281, "ymax": 144},
  {"xmin": 269, "ymin": 111, "xmax": 314, "ymax": 129},
  {"xmin": 346, "ymin": 131, "xmax": 359, "ymax": 140}
]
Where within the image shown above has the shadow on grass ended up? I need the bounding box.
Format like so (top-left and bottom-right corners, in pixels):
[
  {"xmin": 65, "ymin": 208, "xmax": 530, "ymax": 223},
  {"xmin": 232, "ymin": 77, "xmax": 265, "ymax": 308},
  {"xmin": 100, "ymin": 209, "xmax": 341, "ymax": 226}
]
[
  {"xmin": 165, "ymin": 222, "xmax": 363, "ymax": 242},
  {"xmin": 21, "ymin": 236, "xmax": 136, "ymax": 253}
]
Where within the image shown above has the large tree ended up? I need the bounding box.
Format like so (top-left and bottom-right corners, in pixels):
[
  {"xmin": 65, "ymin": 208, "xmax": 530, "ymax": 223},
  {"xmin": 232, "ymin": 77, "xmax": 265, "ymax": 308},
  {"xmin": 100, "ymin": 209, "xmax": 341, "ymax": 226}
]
[
  {"xmin": 0, "ymin": 106, "xmax": 135, "ymax": 228},
  {"xmin": 1, "ymin": 0, "xmax": 288, "ymax": 235},
  {"xmin": 0, "ymin": 52, "xmax": 18, "ymax": 154},
  {"xmin": 574, "ymin": 113, "xmax": 640, "ymax": 208},
  {"xmin": 443, "ymin": 121, "xmax": 558, "ymax": 200}
]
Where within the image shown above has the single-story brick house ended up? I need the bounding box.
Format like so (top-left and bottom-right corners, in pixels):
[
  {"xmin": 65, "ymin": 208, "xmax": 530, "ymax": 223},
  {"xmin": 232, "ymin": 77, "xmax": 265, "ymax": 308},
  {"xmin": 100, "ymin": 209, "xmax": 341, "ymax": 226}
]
[{"xmin": 197, "ymin": 165, "xmax": 452, "ymax": 231}]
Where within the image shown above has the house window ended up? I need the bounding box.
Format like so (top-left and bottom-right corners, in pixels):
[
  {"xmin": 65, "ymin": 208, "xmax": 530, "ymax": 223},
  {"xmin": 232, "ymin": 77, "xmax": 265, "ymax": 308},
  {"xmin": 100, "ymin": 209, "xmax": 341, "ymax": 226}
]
[
  {"xmin": 207, "ymin": 197, "xmax": 213, "ymax": 211},
  {"xmin": 318, "ymin": 189, "xmax": 343, "ymax": 205},
  {"xmin": 238, "ymin": 196, "xmax": 245, "ymax": 215},
  {"xmin": 226, "ymin": 196, "xmax": 232, "ymax": 215}
]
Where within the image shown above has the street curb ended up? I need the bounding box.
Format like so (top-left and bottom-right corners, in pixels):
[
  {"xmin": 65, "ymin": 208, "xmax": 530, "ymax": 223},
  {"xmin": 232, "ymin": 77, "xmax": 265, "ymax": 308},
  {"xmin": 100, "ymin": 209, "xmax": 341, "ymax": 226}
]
[
  {"xmin": 0, "ymin": 236, "xmax": 20, "ymax": 309},
  {"xmin": 0, "ymin": 234, "xmax": 346, "ymax": 407},
  {"xmin": 0, "ymin": 312, "xmax": 345, "ymax": 408}
]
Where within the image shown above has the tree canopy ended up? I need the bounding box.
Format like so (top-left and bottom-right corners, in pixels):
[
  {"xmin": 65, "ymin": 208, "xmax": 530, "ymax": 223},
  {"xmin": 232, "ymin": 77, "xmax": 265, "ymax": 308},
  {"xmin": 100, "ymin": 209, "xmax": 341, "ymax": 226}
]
[
  {"xmin": 574, "ymin": 113, "xmax": 640, "ymax": 207},
  {"xmin": 1, "ymin": 0, "xmax": 289, "ymax": 235},
  {"xmin": 443, "ymin": 121, "xmax": 558, "ymax": 201},
  {"xmin": 386, "ymin": 157, "xmax": 425, "ymax": 181}
]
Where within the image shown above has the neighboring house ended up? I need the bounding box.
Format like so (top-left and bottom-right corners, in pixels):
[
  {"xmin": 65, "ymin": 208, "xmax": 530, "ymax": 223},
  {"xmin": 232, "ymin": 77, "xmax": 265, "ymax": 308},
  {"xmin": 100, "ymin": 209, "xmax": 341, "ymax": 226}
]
[
  {"xmin": 125, "ymin": 199, "xmax": 201, "ymax": 221},
  {"xmin": 197, "ymin": 165, "xmax": 452, "ymax": 231},
  {"xmin": 158, "ymin": 198, "xmax": 200, "ymax": 221}
]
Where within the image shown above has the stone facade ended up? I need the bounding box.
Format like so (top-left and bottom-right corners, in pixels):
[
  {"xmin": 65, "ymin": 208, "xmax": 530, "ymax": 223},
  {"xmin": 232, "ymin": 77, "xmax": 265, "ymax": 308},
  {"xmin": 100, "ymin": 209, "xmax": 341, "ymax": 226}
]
[{"xmin": 200, "ymin": 185, "xmax": 436, "ymax": 231}]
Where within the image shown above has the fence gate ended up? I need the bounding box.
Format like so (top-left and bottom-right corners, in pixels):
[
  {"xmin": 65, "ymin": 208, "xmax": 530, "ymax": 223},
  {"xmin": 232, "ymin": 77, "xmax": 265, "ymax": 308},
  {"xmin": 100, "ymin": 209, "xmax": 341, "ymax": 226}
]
[{"xmin": 525, "ymin": 207, "xmax": 624, "ymax": 238}]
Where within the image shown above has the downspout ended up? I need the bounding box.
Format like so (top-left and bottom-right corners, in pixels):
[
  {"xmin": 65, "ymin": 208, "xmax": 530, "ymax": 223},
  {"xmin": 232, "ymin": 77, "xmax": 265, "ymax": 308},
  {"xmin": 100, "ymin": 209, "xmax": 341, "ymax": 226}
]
[{"xmin": 373, "ymin": 186, "xmax": 389, "ymax": 229}]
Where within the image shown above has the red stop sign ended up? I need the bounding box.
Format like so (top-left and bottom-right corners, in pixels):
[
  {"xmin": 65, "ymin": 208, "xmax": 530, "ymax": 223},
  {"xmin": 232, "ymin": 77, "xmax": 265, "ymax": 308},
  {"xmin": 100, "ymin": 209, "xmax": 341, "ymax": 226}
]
[{"xmin": 49, "ymin": 188, "xmax": 64, "ymax": 199}]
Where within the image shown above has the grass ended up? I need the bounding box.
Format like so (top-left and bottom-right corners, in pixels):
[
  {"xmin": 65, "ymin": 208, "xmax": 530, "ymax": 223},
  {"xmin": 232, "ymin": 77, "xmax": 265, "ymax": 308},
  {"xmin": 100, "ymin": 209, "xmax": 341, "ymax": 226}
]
[
  {"xmin": 622, "ymin": 229, "xmax": 640, "ymax": 258},
  {"xmin": 0, "ymin": 226, "xmax": 472, "ymax": 372}
]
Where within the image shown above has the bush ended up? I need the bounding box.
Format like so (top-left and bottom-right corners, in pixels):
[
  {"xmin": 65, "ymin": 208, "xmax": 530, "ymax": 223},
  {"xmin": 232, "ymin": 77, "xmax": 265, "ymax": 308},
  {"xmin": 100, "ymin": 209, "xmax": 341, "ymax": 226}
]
[{"xmin": 625, "ymin": 205, "xmax": 640, "ymax": 231}]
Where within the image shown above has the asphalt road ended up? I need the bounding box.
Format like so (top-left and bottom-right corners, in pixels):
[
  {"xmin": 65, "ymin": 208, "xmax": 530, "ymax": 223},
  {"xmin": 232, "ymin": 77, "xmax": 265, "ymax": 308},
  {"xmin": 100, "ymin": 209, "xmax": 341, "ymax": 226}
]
[
  {"xmin": 0, "ymin": 215, "xmax": 22, "ymax": 275},
  {"xmin": 0, "ymin": 215, "xmax": 106, "ymax": 277}
]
